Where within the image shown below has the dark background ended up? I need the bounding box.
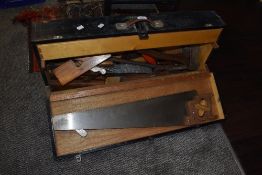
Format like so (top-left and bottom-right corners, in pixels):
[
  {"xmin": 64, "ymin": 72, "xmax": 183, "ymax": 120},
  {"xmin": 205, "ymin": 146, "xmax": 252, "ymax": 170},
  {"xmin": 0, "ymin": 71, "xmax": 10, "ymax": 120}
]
[{"xmin": 178, "ymin": 0, "xmax": 262, "ymax": 174}]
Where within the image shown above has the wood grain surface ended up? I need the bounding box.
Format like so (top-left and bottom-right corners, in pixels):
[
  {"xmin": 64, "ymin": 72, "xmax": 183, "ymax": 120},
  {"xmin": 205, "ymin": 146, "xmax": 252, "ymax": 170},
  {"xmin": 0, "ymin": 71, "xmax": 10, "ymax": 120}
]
[
  {"xmin": 51, "ymin": 72, "xmax": 224, "ymax": 156},
  {"xmin": 37, "ymin": 29, "xmax": 222, "ymax": 60},
  {"xmin": 50, "ymin": 72, "xmax": 211, "ymax": 115},
  {"xmin": 50, "ymin": 72, "xmax": 208, "ymax": 102}
]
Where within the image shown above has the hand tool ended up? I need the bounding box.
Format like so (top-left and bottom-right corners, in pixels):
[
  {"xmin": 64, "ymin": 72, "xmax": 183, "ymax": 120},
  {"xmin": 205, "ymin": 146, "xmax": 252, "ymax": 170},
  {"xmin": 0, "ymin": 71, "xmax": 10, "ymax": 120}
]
[
  {"xmin": 139, "ymin": 47, "xmax": 200, "ymax": 70},
  {"xmin": 52, "ymin": 91, "xmax": 197, "ymax": 130},
  {"xmin": 111, "ymin": 58, "xmax": 187, "ymax": 72},
  {"xmin": 105, "ymin": 63, "xmax": 153, "ymax": 74},
  {"xmin": 53, "ymin": 54, "xmax": 111, "ymax": 85}
]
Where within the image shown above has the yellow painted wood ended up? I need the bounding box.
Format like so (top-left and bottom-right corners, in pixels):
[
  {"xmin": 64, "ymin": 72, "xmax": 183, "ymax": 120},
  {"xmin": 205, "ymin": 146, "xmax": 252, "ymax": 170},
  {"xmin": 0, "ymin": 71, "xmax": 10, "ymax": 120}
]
[
  {"xmin": 199, "ymin": 44, "xmax": 214, "ymax": 70},
  {"xmin": 209, "ymin": 73, "xmax": 224, "ymax": 119},
  {"xmin": 38, "ymin": 29, "xmax": 222, "ymax": 61}
]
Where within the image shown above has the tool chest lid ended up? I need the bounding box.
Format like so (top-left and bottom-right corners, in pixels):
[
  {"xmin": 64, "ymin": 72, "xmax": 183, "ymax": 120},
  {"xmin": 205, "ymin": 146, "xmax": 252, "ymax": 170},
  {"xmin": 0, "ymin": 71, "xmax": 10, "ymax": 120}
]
[{"xmin": 31, "ymin": 11, "xmax": 225, "ymax": 44}]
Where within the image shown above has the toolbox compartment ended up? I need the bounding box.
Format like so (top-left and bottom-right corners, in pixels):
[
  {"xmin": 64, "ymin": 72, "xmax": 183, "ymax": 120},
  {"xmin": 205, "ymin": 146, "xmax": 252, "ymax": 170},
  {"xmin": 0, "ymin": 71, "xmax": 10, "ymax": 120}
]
[{"xmin": 31, "ymin": 11, "xmax": 225, "ymax": 157}]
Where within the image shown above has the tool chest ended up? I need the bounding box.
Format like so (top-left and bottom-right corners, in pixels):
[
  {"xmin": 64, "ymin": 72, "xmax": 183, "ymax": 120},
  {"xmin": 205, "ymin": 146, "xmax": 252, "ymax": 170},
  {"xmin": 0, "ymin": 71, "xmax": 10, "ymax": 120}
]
[{"xmin": 30, "ymin": 11, "xmax": 225, "ymax": 158}]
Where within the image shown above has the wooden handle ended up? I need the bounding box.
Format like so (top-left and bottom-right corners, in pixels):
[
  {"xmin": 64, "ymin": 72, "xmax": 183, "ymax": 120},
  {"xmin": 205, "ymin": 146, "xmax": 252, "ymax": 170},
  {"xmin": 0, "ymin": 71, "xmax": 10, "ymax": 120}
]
[{"xmin": 53, "ymin": 54, "xmax": 111, "ymax": 86}]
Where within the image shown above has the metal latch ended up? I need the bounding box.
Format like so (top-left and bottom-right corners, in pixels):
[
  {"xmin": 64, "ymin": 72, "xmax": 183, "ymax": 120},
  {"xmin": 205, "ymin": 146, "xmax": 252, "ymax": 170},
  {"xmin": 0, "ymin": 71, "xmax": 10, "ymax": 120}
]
[{"xmin": 115, "ymin": 16, "xmax": 164, "ymax": 40}]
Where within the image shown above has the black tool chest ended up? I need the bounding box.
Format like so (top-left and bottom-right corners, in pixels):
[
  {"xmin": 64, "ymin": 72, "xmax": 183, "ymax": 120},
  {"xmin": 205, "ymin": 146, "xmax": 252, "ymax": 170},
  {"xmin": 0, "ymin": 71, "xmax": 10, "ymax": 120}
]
[{"xmin": 30, "ymin": 11, "xmax": 225, "ymax": 158}]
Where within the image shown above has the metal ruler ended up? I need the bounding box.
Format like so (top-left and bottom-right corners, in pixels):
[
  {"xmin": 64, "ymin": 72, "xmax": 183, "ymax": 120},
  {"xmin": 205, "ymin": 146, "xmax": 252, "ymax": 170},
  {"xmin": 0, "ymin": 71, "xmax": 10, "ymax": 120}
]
[{"xmin": 52, "ymin": 91, "xmax": 197, "ymax": 130}]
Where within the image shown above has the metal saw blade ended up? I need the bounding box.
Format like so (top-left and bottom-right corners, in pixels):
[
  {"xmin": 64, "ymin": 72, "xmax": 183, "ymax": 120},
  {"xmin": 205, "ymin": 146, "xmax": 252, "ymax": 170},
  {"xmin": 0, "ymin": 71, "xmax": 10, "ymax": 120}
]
[{"xmin": 52, "ymin": 91, "xmax": 197, "ymax": 130}]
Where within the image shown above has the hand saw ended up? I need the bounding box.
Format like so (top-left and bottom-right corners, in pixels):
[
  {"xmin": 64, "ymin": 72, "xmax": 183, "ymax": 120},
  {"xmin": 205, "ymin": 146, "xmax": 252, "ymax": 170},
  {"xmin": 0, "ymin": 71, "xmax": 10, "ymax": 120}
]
[{"xmin": 52, "ymin": 91, "xmax": 197, "ymax": 130}]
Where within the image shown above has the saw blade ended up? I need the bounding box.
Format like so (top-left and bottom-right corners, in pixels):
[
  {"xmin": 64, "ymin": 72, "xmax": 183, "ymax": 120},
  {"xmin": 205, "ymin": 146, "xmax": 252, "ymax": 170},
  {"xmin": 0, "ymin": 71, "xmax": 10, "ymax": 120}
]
[
  {"xmin": 52, "ymin": 91, "xmax": 197, "ymax": 130},
  {"xmin": 105, "ymin": 63, "xmax": 153, "ymax": 74}
]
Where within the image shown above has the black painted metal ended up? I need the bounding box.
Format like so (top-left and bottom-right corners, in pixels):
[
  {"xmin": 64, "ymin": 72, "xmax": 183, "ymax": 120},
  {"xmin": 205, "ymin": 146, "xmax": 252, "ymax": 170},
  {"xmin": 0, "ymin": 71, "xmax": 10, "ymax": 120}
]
[{"xmin": 31, "ymin": 11, "xmax": 225, "ymax": 44}]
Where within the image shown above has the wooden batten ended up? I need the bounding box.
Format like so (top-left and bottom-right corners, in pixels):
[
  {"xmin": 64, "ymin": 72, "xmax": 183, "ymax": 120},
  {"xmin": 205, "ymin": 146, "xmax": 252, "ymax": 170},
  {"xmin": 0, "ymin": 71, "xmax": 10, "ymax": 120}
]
[
  {"xmin": 209, "ymin": 73, "xmax": 224, "ymax": 119},
  {"xmin": 50, "ymin": 72, "xmax": 211, "ymax": 116},
  {"xmin": 54, "ymin": 127, "xmax": 185, "ymax": 156},
  {"xmin": 199, "ymin": 44, "xmax": 214, "ymax": 70},
  {"xmin": 37, "ymin": 29, "xmax": 222, "ymax": 61},
  {"xmin": 50, "ymin": 72, "xmax": 208, "ymax": 102}
]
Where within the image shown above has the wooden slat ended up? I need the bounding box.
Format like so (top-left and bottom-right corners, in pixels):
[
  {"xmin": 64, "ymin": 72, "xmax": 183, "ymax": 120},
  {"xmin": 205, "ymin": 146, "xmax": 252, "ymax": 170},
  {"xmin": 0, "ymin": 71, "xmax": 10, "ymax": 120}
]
[
  {"xmin": 38, "ymin": 29, "xmax": 222, "ymax": 61},
  {"xmin": 55, "ymin": 127, "xmax": 184, "ymax": 156},
  {"xmin": 50, "ymin": 73, "xmax": 212, "ymax": 116},
  {"xmin": 50, "ymin": 72, "xmax": 208, "ymax": 102},
  {"xmin": 55, "ymin": 117, "xmax": 223, "ymax": 156},
  {"xmin": 209, "ymin": 73, "xmax": 224, "ymax": 119},
  {"xmin": 199, "ymin": 44, "xmax": 214, "ymax": 70}
]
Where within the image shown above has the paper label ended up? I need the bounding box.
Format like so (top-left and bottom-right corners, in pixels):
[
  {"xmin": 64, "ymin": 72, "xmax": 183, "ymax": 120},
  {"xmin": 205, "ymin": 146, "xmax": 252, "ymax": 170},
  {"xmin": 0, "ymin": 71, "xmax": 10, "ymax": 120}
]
[
  {"xmin": 76, "ymin": 25, "xmax": 84, "ymax": 30},
  {"xmin": 137, "ymin": 16, "xmax": 148, "ymax": 20},
  {"xmin": 97, "ymin": 23, "xmax": 105, "ymax": 28}
]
